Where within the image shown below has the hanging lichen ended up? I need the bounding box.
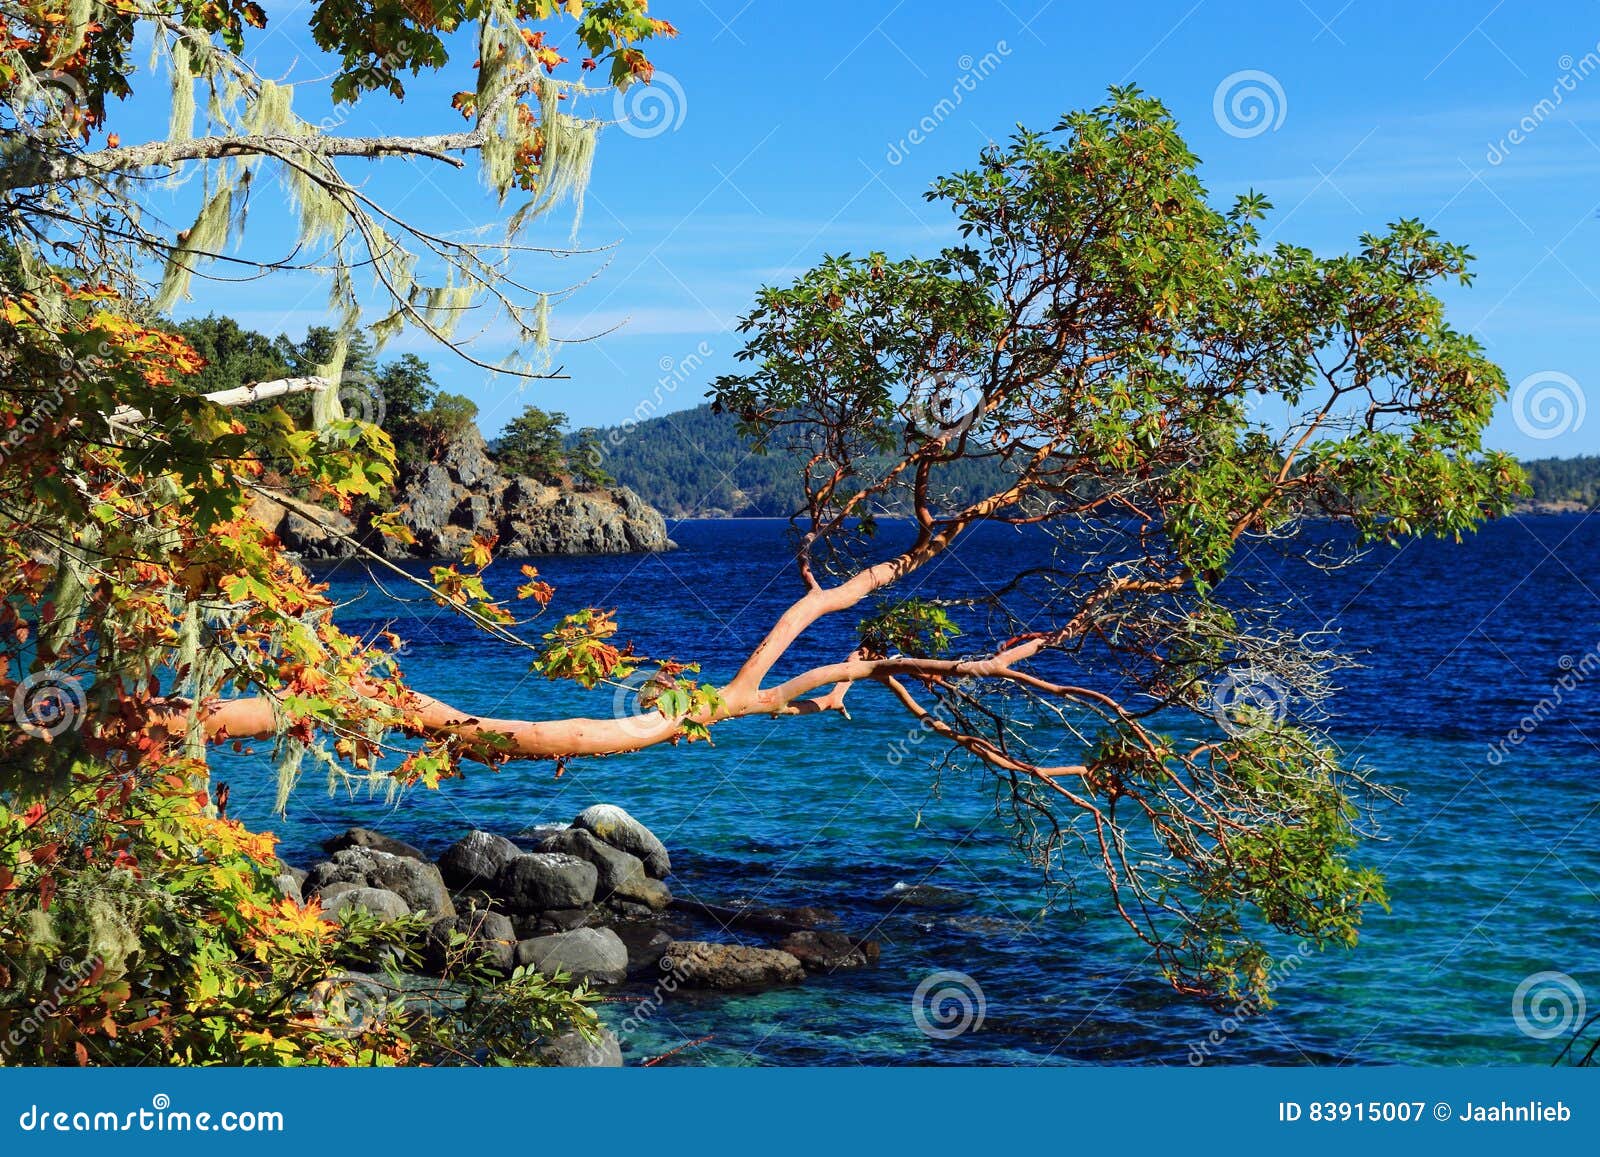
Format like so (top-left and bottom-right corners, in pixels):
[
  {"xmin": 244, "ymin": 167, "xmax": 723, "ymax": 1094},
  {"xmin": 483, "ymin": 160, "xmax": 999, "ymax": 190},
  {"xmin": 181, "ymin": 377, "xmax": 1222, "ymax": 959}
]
[
  {"xmin": 168, "ymin": 35, "xmax": 195, "ymax": 142},
  {"xmin": 48, "ymin": 0, "xmax": 95, "ymax": 67},
  {"xmin": 526, "ymin": 79, "xmax": 598, "ymax": 236},
  {"xmin": 154, "ymin": 180, "xmax": 234, "ymax": 312}
]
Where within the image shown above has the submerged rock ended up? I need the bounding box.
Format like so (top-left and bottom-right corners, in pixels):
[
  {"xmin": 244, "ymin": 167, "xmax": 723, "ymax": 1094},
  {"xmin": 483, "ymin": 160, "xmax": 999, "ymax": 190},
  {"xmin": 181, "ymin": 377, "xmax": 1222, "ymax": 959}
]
[
  {"xmin": 877, "ymin": 882, "xmax": 975, "ymax": 912},
  {"xmin": 660, "ymin": 941, "xmax": 805, "ymax": 990},
  {"xmin": 672, "ymin": 898, "xmax": 837, "ymax": 933},
  {"xmin": 777, "ymin": 930, "xmax": 880, "ymax": 972}
]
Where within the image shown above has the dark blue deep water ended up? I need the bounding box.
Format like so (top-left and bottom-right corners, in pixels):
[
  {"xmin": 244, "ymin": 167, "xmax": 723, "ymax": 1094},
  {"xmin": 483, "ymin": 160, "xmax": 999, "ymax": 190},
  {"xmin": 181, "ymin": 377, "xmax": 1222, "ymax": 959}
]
[{"xmin": 214, "ymin": 516, "xmax": 1600, "ymax": 1066}]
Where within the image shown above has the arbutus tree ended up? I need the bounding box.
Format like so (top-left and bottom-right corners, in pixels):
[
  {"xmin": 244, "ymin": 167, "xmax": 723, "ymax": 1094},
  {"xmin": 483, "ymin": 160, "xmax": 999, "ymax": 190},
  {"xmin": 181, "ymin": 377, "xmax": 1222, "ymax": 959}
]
[{"xmin": 196, "ymin": 89, "xmax": 1523, "ymax": 1001}]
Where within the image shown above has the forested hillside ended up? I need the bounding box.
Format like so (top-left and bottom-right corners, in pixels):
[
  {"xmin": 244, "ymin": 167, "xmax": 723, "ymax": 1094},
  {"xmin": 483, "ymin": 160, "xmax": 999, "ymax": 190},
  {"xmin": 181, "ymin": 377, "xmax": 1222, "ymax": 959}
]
[
  {"xmin": 1519, "ymin": 455, "xmax": 1600, "ymax": 507},
  {"xmin": 582, "ymin": 404, "xmax": 1600, "ymax": 517},
  {"xmin": 576, "ymin": 403, "xmax": 1016, "ymax": 516}
]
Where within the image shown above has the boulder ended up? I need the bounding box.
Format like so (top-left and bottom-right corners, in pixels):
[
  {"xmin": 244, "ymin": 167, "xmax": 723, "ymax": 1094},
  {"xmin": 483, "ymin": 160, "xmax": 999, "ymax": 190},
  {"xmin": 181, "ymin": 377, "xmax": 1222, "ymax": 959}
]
[
  {"xmin": 494, "ymin": 853, "xmax": 598, "ymax": 913},
  {"xmin": 777, "ymin": 930, "xmax": 880, "ymax": 972},
  {"xmin": 422, "ymin": 910, "xmax": 517, "ymax": 976},
  {"xmin": 538, "ymin": 827, "xmax": 667, "ymax": 907},
  {"xmin": 539, "ymin": 1026, "xmax": 623, "ymax": 1067},
  {"xmin": 514, "ymin": 822, "xmax": 570, "ymax": 844},
  {"xmin": 322, "ymin": 827, "xmax": 428, "ymax": 863},
  {"xmin": 306, "ymin": 847, "xmax": 455, "ymax": 918},
  {"xmin": 877, "ymin": 882, "xmax": 974, "ymax": 912},
  {"xmin": 609, "ymin": 925, "xmax": 674, "ymax": 977},
  {"xmin": 571, "ymin": 804, "xmax": 671, "ymax": 877},
  {"xmin": 437, "ymin": 830, "xmax": 522, "ymax": 891},
  {"xmin": 603, "ymin": 897, "xmax": 665, "ymax": 922},
  {"xmin": 660, "ymin": 941, "xmax": 805, "ymax": 990},
  {"xmin": 620, "ymin": 877, "xmax": 672, "ymax": 912},
  {"xmin": 272, "ymin": 860, "xmax": 307, "ymax": 904},
  {"xmin": 317, "ymin": 885, "xmax": 410, "ymax": 922},
  {"xmin": 514, "ymin": 927, "xmax": 629, "ymax": 984}
]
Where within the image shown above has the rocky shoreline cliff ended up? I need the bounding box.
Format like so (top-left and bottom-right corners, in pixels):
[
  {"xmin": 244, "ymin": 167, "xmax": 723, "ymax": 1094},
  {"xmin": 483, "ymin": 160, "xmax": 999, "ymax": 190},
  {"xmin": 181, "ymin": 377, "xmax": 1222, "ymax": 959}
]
[{"xmin": 252, "ymin": 425, "xmax": 673, "ymax": 561}]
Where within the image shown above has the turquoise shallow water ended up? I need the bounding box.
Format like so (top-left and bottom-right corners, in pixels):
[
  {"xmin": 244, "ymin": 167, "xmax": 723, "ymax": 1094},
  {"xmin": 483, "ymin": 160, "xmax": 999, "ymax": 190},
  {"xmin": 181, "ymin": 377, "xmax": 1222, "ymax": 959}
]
[{"xmin": 211, "ymin": 516, "xmax": 1600, "ymax": 1066}]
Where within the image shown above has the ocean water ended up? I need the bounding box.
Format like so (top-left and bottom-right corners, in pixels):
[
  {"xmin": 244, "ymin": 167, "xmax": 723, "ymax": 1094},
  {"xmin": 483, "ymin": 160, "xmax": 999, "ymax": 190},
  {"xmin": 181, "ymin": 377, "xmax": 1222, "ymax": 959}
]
[{"xmin": 214, "ymin": 516, "xmax": 1600, "ymax": 1066}]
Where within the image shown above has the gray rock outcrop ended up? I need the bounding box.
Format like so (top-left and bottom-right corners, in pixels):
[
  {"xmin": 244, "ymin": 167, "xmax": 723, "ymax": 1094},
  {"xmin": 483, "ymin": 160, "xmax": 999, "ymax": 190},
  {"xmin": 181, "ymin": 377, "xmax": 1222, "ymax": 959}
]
[{"xmin": 255, "ymin": 425, "xmax": 671, "ymax": 561}]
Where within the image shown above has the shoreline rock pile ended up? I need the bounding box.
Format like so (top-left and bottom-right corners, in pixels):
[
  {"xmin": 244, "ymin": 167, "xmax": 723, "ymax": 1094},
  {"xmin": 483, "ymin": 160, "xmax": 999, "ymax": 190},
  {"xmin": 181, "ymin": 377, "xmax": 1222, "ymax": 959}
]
[{"xmin": 279, "ymin": 804, "xmax": 883, "ymax": 1028}]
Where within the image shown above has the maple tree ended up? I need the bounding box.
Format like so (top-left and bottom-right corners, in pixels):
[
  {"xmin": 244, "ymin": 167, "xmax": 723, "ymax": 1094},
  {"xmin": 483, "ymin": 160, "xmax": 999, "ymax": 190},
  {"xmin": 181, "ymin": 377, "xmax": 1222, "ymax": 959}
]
[{"xmin": 0, "ymin": 0, "xmax": 671, "ymax": 1064}]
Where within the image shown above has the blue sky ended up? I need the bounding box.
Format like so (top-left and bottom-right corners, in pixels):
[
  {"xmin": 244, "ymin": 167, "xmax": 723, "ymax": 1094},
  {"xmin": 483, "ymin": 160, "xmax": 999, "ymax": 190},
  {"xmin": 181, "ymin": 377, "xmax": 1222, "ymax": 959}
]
[{"xmin": 147, "ymin": 1, "xmax": 1600, "ymax": 456}]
